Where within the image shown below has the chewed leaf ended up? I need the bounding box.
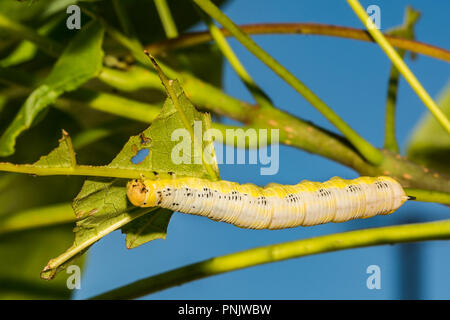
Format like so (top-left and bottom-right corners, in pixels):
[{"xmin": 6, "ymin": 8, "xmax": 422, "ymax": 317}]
[
  {"xmin": 34, "ymin": 130, "xmax": 76, "ymax": 168},
  {"xmin": 0, "ymin": 21, "xmax": 104, "ymax": 157},
  {"xmin": 122, "ymin": 209, "xmax": 173, "ymax": 249},
  {"xmin": 407, "ymin": 82, "xmax": 450, "ymax": 174},
  {"xmin": 41, "ymin": 78, "xmax": 220, "ymax": 280}
]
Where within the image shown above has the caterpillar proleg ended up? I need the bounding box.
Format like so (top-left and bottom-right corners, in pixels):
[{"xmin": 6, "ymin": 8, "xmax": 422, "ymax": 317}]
[{"xmin": 127, "ymin": 176, "xmax": 408, "ymax": 229}]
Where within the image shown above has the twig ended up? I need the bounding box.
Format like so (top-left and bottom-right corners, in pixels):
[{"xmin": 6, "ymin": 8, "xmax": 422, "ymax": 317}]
[
  {"xmin": 145, "ymin": 23, "xmax": 450, "ymax": 62},
  {"xmin": 153, "ymin": 0, "xmax": 178, "ymax": 39},
  {"xmin": 193, "ymin": 0, "xmax": 384, "ymax": 166},
  {"xmin": 347, "ymin": 0, "xmax": 450, "ymax": 134},
  {"xmin": 90, "ymin": 219, "xmax": 450, "ymax": 299}
]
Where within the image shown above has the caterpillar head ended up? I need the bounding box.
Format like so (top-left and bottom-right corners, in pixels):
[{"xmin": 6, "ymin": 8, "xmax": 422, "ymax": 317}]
[{"xmin": 126, "ymin": 179, "xmax": 156, "ymax": 207}]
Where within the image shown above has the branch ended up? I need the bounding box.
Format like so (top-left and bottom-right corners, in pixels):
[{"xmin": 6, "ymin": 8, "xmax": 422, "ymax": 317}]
[
  {"xmin": 384, "ymin": 7, "xmax": 421, "ymax": 153},
  {"xmin": 0, "ymin": 66, "xmax": 162, "ymax": 123},
  {"xmin": 404, "ymin": 189, "xmax": 450, "ymax": 205},
  {"xmin": 196, "ymin": 6, "xmax": 273, "ymax": 109},
  {"xmin": 153, "ymin": 0, "xmax": 179, "ymax": 39},
  {"xmin": 0, "ymin": 203, "xmax": 75, "ymax": 236},
  {"xmin": 145, "ymin": 23, "xmax": 450, "ymax": 63},
  {"xmin": 0, "ymin": 162, "xmax": 143, "ymax": 179},
  {"xmin": 90, "ymin": 219, "xmax": 450, "ymax": 299},
  {"xmin": 193, "ymin": 0, "xmax": 384, "ymax": 166},
  {"xmin": 347, "ymin": 0, "xmax": 450, "ymax": 134},
  {"xmin": 249, "ymin": 107, "xmax": 450, "ymax": 193},
  {"xmin": 98, "ymin": 66, "xmax": 253, "ymax": 122}
]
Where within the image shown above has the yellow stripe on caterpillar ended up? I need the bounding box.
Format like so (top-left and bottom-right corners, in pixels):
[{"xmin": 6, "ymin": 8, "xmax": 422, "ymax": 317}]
[{"xmin": 126, "ymin": 176, "xmax": 408, "ymax": 229}]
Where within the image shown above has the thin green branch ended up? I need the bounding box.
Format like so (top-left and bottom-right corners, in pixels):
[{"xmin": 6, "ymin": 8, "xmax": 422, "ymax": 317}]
[
  {"xmin": 347, "ymin": 0, "xmax": 450, "ymax": 134},
  {"xmin": 192, "ymin": 0, "xmax": 384, "ymax": 166},
  {"xmin": 42, "ymin": 207, "xmax": 155, "ymax": 278},
  {"xmin": 384, "ymin": 7, "xmax": 421, "ymax": 153},
  {"xmin": 0, "ymin": 163, "xmax": 142, "ymax": 179},
  {"xmin": 384, "ymin": 65, "xmax": 402, "ymax": 153},
  {"xmin": 153, "ymin": 0, "xmax": 179, "ymax": 39},
  {"xmin": 91, "ymin": 219, "xmax": 450, "ymax": 299},
  {"xmin": 404, "ymin": 189, "xmax": 450, "ymax": 205},
  {"xmin": 0, "ymin": 66, "xmax": 162, "ymax": 123},
  {"xmin": 0, "ymin": 203, "xmax": 75, "ymax": 235},
  {"xmin": 99, "ymin": 65, "xmax": 252, "ymax": 122},
  {"xmin": 145, "ymin": 23, "xmax": 450, "ymax": 62},
  {"xmin": 63, "ymin": 88, "xmax": 161, "ymax": 123},
  {"xmin": 196, "ymin": 7, "xmax": 273, "ymax": 109}
]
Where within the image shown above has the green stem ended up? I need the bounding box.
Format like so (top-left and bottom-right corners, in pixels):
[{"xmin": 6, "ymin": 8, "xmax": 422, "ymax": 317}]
[
  {"xmin": 41, "ymin": 207, "xmax": 155, "ymax": 279},
  {"xmin": 384, "ymin": 63, "xmax": 401, "ymax": 153},
  {"xmin": 404, "ymin": 188, "xmax": 450, "ymax": 205},
  {"xmin": 0, "ymin": 203, "xmax": 75, "ymax": 235},
  {"xmin": 145, "ymin": 23, "xmax": 450, "ymax": 62},
  {"xmin": 193, "ymin": 0, "xmax": 384, "ymax": 166},
  {"xmin": 0, "ymin": 163, "xmax": 152, "ymax": 179},
  {"xmin": 98, "ymin": 65, "xmax": 252, "ymax": 122},
  {"xmin": 153, "ymin": 0, "xmax": 179, "ymax": 38},
  {"xmin": 347, "ymin": 0, "xmax": 450, "ymax": 134},
  {"xmin": 0, "ymin": 66, "xmax": 162, "ymax": 124},
  {"xmin": 91, "ymin": 219, "xmax": 450, "ymax": 299},
  {"xmin": 384, "ymin": 7, "xmax": 421, "ymax": 153},
  {"xmin": 197, "ymin": 8, "xmax": 273, "ymax": 109},
  {"xmin": 250, "ymin": 107, "xmax": 450, "ymax": 192},
  {"xmin": 63, "ymin": 88, "xmax": 161, "ymax": 123}
]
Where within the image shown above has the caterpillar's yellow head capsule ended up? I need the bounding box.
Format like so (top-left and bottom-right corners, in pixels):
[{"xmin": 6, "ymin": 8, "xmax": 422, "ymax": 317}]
[{"xmin": 126, "ymin": 179, "xmax": 155, "ymax": 207}]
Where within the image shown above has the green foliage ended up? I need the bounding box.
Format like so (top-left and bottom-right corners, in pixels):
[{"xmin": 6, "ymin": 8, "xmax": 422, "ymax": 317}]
[
  {"xmin": 0, "ymin": 21, "xmax": 104, "ymax": 156},
  {"xmin": 41, "ymin": 79, "xmax": 219, "ymax": 280}
]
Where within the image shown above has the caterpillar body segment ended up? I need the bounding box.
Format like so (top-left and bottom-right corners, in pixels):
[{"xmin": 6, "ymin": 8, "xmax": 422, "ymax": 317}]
[{"xmin": 126, "ymin": 176, "xmax": 408, "ymax": 229}]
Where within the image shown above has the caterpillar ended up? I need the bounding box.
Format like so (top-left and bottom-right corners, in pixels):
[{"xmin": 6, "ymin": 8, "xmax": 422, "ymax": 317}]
[{"xmin": 126, "ymin": 176, "xmax": 409, "ymax": 229}]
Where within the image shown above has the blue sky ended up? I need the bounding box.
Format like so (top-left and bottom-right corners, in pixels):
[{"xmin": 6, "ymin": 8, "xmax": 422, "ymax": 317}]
[{"xmin": 74, "ymin": 0, "xmax": 449, "ymax": 299}]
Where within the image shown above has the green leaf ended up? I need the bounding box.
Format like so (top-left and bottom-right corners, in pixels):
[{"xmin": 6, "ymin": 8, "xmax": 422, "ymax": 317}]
[
  {"xmin": 407, "ymin": 82, "xmax": 450, "ymax": 174},
  {"xmin": 34, "ymin": 130, "xmax": 77, "ymax": 169},
  {"xmin": 0, "ymin": 20, "xmax": 104, "ymax": 157},
  {"xmin": 41, "ymin": 79, "xmax": 219, "ymax": 280},
  {"xmin": 122, "ymin": 209, "xmax": 173, "ymax": 249}
]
